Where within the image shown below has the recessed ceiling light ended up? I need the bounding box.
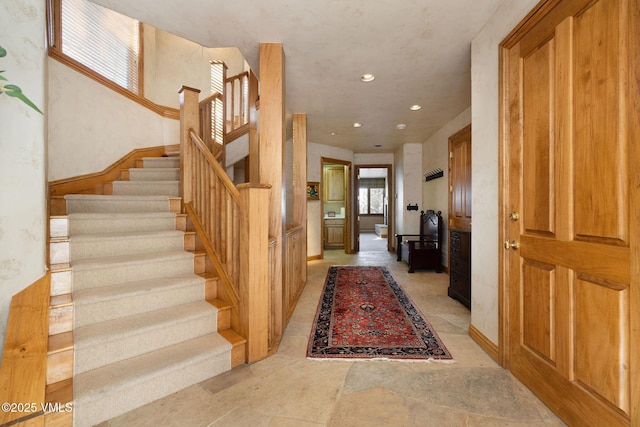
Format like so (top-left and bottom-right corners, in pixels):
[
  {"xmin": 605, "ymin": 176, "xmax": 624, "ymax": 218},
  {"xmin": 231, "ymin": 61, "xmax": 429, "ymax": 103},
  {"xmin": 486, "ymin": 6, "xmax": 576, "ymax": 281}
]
[
  {"xmin": 396, "ymin": 123, "xmax": 406, "ymax": 130},
  {"xmin": 331, "ymin": 132, "xmax": 336, "ymax": 135},
  {"xmin": 410, "ymin": 104, "xmax": 422, "ymax": 111},
  {"xmin": 360, "ymin": 74, "xmax": 375, "ymax": 82},
  {"xmin": 353, "ymin": 122, "xmax": 362, "ymax": 128}
]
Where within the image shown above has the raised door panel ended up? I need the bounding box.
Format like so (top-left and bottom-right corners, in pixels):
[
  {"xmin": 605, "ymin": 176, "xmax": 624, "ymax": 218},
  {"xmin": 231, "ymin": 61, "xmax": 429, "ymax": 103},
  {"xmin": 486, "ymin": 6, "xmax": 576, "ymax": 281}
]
[
  {"xmin": 572, "ymin": 0, "xmax": 627, "ymax": 244},
  {"xmin": 522, "ymin": 39, "xmax": 554, "ymax": 236},
  {"xmin": 324, "ymin": 220, "xmax": 345, "ymax": 248},
  {"xmin": 324, "ymin": 167, "xmax": 345, "ymax": 202}
]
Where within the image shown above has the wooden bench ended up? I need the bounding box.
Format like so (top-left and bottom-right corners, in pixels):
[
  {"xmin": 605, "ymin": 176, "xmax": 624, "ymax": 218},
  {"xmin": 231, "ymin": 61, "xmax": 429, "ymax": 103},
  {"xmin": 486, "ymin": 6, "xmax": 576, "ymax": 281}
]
[{"xmin": 396, "ymin": 210, "xmax": 443, "ymax": 273}]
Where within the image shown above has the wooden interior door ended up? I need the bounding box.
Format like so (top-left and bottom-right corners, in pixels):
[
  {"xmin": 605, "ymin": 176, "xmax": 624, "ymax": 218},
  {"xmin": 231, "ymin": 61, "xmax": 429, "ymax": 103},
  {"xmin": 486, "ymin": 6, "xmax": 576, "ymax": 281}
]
[
  {"xmin": 448, "ymin": 124, "xmax": 471, "ymax": 232},
  {"xmin": 501, "ymin": 0, "xmax": 639, "ymax": 425}
]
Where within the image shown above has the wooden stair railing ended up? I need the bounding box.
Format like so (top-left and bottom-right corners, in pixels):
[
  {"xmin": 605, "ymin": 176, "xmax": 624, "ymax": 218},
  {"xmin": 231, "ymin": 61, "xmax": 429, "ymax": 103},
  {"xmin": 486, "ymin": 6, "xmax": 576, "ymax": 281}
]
[
  {"xmin": 180, "ymin": 86, "xmax": 271, "ymax": 363},
  {"xmin": 198, "ymin": 91, "xmax": 225, "ymax": 165},
  {"xmin": 225, "ymin": 71, "xmax": 250, "ymax": 136},
  {"xmin": 199, "ymin": 64, "xmax": 252, "ymax": 172}
]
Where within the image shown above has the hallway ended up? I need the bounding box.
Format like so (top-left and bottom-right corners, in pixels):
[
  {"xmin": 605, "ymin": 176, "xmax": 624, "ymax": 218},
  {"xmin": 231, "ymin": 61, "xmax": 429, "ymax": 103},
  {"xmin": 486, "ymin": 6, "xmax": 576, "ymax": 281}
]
[{"xmin": 100, "ymin": 250, "xmax": 565, "ymax": 426}]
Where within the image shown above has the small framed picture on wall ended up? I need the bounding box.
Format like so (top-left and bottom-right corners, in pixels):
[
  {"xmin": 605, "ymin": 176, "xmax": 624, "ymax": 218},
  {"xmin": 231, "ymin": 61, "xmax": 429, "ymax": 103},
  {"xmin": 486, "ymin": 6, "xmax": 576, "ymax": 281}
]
[{"xmin": 307, "ymin": 182, "xmax": 319, "ymax": 200}]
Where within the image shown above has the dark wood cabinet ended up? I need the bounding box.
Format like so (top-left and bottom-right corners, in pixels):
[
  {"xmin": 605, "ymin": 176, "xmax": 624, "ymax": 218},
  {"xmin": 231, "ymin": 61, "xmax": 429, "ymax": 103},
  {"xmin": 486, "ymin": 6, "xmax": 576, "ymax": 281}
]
[{"xmin": 448, "ymin": 229, "xmax": 470, "ymax": 309}]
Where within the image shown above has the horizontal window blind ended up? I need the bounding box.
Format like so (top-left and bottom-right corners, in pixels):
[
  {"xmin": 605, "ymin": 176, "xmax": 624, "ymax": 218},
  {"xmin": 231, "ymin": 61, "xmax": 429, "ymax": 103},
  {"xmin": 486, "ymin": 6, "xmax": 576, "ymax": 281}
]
[
  {"xmin": 61, "ymin": 0, "xmax": 139, "ymax": 92},
  {"xmin": 358, "ymin": 178, "xmax": 385, "ymax": 189}
]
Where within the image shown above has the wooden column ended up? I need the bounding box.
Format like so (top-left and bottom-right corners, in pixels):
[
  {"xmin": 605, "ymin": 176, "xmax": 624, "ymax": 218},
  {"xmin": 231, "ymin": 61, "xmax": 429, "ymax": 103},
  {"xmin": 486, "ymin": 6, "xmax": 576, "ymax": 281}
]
[
  {"xmin": 179, "ymin": 86, "xmax": 201, "ymax": 206},
  {"xmin": 293, "ymin": 114, "xmax": 307, "ymax": 284},
  {"xmin": 237, "ymin": 184, "xmax": 271, "ymax": 362},
  {"xmin": 247, "ymin": 70, "xmax": 260, "ymax": 183},
  {"xmin": 259, "ymin": 43, "xmax": 286, "ymax": 339}
]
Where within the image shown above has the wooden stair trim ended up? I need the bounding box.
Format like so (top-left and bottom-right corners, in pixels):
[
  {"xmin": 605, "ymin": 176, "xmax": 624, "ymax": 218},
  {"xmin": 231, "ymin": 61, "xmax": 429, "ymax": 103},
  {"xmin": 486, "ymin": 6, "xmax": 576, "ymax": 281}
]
[
  {"xmin": 225, "ymin": 122, "xmax": 250, "ymax": 144},
  {"xmin": 0, "ymin": 273, "xmax": 50, "ymax": 425},
  {"xmin": 49, "ymin": 145, "xmax": 179, "ymax": 198},
  {"xmin": 47, "ymin": 332, "xmax": 73, "ymax": 386},
  {"xmin": 44, "ymin": 378, "xmax": 73, "ymax": 425},
  {"xmin": 184, "ymin": 204, "xmax": 240, "ymax": 308},
  {"xmin": 201, "ymin": 274, "xmax": 219, "ymax": 300},
  {"xmin": 208, "ymin": 298, "xmax": 231, "ymax": 330},
  {"xmin": 219, "ymin": 329, "xmax": 247, "ymax": 367}
]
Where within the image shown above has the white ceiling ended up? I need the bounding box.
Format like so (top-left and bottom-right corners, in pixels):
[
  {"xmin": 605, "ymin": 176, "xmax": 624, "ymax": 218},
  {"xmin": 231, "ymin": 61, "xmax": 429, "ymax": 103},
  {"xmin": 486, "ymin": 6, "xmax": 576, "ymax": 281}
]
[{"xmin": 91, "ymin": 0, "xmax": 505, "ymax": 153}]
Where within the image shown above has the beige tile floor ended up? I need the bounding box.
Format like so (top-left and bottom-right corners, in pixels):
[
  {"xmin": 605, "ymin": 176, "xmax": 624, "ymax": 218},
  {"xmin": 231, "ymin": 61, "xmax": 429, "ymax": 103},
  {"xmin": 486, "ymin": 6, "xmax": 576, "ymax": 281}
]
[{"xmin": 100, "ymin": 249, "xmax": 566, "ymax": 426}]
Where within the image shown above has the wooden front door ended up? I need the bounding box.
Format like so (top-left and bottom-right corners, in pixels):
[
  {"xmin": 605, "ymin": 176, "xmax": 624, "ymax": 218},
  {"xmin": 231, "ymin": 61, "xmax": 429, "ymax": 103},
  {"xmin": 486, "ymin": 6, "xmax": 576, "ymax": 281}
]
[{"xmin": 500, "ymin": 0, "xmax": 639, "ymax": 425}]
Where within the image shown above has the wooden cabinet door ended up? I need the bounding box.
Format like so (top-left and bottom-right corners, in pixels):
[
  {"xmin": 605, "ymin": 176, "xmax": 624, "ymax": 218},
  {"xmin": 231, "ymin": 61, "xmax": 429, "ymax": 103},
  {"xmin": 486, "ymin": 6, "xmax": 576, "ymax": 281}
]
[
  {"xmin": 449, "ymin": 125, "xmax": 471, "ymax": 231},
  {"xmin": 324, "ymin": 220, "xmax": 344, "ymax": 248},
  {"xmin": 324, "ymin": 166, "xmax": 345, "ymax": 202},
  {"xmin": 502, "ymin": 0, "xmax": 639, "ymax": 425}
]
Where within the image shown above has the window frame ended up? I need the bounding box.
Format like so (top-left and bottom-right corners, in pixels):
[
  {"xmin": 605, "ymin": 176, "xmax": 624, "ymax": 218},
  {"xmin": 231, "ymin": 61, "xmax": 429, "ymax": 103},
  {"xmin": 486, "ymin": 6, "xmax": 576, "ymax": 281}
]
[
  {"xmin": 47, "ymin": 0, "xmax": 144, "ymax": 97},
  {"xmin": 358, "ymin": 178, "xmax": 386, "ymax": 215}
]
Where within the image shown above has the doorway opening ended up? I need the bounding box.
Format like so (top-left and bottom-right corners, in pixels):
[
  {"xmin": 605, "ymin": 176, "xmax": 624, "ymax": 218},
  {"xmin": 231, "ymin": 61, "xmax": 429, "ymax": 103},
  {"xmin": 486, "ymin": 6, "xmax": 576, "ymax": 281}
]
[
  {"xmin": 321, "ymin": 158, "xmax": 352, "ymax": 257},
  {"xmin": 355, "ymin": 165, "xmax": 392, "ymax": 253}
]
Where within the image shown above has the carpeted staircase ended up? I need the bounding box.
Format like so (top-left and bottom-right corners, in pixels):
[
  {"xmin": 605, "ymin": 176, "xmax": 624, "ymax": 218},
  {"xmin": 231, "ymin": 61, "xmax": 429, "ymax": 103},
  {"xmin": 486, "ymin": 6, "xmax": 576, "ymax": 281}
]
[{"xmin": 52, "ymin": 155, "xmax": 235, "ymax": 426}]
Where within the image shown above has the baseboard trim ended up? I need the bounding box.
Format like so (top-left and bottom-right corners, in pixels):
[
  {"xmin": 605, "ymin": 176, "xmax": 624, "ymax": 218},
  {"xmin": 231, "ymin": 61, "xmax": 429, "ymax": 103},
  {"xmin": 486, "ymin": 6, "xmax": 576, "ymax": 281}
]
[
  {"xmin": 307, "ymin": 255, "xmax": 322, "ymax": 261},
  {"xmin": 49, "ymin": 145, "xmax": 176, "ymax": 198},
  {"xmin": 468, "ymin": 323, "xmax": 499, "ymax": 362}
]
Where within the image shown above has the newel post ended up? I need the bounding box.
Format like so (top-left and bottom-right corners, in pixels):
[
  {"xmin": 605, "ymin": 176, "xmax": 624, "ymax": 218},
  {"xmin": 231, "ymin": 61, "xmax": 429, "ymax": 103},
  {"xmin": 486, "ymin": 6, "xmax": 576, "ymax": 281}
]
[
  {"xmin": 178, "ymin": 86, "xmax": 201, "ymax": 206},
  {"xmin": 237, "ymin": 183, "xmax": 272, "ymax": 362}
]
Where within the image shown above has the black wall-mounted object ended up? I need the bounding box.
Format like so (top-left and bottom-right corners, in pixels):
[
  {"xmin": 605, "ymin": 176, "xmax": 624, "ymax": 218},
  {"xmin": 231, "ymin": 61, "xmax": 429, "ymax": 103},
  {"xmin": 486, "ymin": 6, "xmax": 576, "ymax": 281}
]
[
  {"xmin": 407, "ymin": 204, "xmax": 419, "ymax": 211},
  {"xmin": 424, "ymin": 168, "xmax": 444, "ymax": 182}
]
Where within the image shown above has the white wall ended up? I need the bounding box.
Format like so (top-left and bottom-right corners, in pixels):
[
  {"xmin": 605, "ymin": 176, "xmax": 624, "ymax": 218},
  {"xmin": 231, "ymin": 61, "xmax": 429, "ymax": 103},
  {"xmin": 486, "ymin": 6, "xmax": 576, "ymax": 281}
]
[
  {"xmin": 307, "ymin": 142, "xmax": 353, "ymax": 258},
  {"xmin": 0, "ymin": 0, "xmax": 47, "ymax": 358},
  {"xmin": 422, "ymin": 106, "xmax": 471, "ymax": 267},
  {"xmin": 394, "ymin": 146, "xmax": 405, "ymax": 234},
  {"xmin": 47, "ymin": 60, "xmax": 179, "ymax": 181},
  {"xmin": 354, "ymin": 153, "xmax": 394, "ymax": 166},
  {"xmin": 396, "ymin": 143, "xmax": 423, "ymax": 235},
  {"xmin": 144, "ymin": 27, "xmax": 247, "ymax": 108},
  {"xmin": 470, "ymin": 0, "xmax": 541, "ymax": 344}
]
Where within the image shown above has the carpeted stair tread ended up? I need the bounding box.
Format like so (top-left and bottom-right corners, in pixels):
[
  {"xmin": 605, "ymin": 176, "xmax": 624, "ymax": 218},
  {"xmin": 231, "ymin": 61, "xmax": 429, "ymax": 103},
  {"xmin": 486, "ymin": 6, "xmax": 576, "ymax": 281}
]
[
  {"xmin": 67, "ymin": 211, "xmax": 177, "ymax": 220},
  {"xmin": 70, "ymin": 229, "xmax": 184, "ymax": 242},
  {"xmin": 65, "ymin": 194, "xmax": 172, "ymax": 202},
  {"xmin": 73, "ymin": 273, "xmax": 204, "ymax": 327},
  {"xmin": 73, "ymin": 274, "xmax": 205, "ymax": 306},
  {"xmin": 74, "ymin": 301, "xmax": 216, "ymax": 348},
  {"xmin": 111, "ymin": 180, "xmax": 180, "ymax": 196},
  {"xmin": 65, "ymin": 194, "xmax": 172, "ymax": 213},
  {"xmin": 140, "ymin": 157, "xmax": 180, "ymax": 168},
  {"xmin": 73, "ymin": 273, "xmax": 203, "ymax": 304},
  {"xmin": 73, "ymin": 333, "xmax": 231, "ymax": 425},
  {"xmin": 71, "ymin": 250, "xmax": 193, "ymax": 271},
  {"xmin": 67, "ymin": 212, "xmax": 178, "ymax": 234},
  {"xmin": 74, "ymin": 333, "xmax": 231, "ymax": 397},
  {"xmin": 69, "ymin": 230, "xmax": 186, "ymax": 260},
  {"xmin": 71, "ymin": 250, "xmax": 196, "ymax": 290},
  {"xmin": 74, "ymin": 301, "xmax": 218, "ymax": 375},
  {"xmin": 128, "ymin": 167, "xmax": 180, "ymax": 181}
]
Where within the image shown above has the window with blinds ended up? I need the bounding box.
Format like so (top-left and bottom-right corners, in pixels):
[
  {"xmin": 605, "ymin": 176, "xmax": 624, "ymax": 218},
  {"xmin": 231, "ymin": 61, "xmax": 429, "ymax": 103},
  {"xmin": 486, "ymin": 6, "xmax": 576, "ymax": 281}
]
[
  {"xmin": 359, "ymin": 178, "xmax": 385, "ymax": 215},
  {"xmin": 59, "ymin": 0, "xmax": 140, "ymax": 93}
]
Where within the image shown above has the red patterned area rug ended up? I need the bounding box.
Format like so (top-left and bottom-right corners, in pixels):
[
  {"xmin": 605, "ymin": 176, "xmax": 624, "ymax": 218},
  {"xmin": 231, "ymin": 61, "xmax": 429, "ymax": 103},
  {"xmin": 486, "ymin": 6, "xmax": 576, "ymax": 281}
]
[{"xmin": 307, "ymin": 266, "xmax": 453, "ymax": 361}]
